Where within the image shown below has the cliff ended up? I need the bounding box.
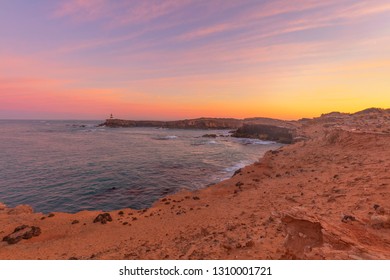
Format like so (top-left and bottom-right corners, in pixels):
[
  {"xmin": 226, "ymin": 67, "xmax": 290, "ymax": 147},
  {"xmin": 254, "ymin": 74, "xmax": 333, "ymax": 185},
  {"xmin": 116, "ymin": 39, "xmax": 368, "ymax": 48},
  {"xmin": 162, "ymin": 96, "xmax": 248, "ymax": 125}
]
[{"xmin": 232, "ymin": 124, "xmax": 295, "ymax": 144}]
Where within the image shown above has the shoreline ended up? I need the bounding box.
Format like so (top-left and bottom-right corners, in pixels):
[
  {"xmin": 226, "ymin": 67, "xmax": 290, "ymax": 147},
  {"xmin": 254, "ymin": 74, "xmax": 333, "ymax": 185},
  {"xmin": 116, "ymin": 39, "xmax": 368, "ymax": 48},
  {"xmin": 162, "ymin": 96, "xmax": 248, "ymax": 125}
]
[{"xmin": 1, "ymin": 109, "xmax": 389, "ymax": 259}]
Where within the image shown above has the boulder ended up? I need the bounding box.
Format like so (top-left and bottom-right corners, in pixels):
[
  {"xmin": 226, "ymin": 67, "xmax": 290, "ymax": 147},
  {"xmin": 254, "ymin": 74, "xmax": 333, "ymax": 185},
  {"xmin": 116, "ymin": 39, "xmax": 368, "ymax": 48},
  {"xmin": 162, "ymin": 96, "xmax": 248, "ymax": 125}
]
[
  {"xmin": 2, "ymin": 225, "xmax": 41, "ymax": 244},
  {"xmin": 93, "ymin": 213, "xmax": 113, "ymax": 224}
]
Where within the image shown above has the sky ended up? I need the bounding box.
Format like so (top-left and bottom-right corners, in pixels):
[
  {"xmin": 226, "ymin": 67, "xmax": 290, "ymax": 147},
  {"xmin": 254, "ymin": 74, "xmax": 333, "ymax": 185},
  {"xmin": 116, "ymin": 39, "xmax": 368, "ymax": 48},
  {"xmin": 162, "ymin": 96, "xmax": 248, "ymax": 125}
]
[{"xmin": 0, "ymin": 0, "xmax": 390, "ymax": 120}]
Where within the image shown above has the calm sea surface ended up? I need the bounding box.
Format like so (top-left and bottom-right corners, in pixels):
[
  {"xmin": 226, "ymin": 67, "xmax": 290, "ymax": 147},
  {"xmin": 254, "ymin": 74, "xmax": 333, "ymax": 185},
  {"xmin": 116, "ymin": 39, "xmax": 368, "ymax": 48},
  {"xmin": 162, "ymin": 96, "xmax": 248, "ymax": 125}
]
[{"xmin": 0, "ymin": 120, "xmax": 281, "ymax": 213}]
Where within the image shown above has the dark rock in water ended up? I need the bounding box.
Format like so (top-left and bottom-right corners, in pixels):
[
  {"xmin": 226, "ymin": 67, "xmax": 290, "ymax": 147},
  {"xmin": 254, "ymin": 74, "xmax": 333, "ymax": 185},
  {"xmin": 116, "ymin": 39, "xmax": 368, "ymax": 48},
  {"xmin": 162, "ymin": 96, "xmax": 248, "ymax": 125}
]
[
  {"xmin": 93, "ymin": 213, "xmax": 113, "ymax": 224},
  {"xmin": 231, "ymin": 124, "xmax": 294, "ymax": 144},
  {"xmin": 2, "ymin": 225, "xmax": 41, "ymax": 244},
  {"xmin": 202, "ymin": 134, "xmax": 217, "ymax": 138}
]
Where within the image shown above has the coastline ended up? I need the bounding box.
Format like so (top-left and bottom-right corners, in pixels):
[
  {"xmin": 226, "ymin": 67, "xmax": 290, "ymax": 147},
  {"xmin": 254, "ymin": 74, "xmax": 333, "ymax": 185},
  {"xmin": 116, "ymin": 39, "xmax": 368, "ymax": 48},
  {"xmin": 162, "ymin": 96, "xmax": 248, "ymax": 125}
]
[{"xmin": 1, "ymin": 109, "xmax": 389, "ymax": 259}]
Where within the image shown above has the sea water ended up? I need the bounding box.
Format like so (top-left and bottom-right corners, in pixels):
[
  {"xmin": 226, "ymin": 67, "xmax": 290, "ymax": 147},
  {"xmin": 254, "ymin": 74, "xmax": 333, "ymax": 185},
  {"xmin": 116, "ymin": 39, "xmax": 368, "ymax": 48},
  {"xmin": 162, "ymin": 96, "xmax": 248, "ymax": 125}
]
[{"xmin": 0, "ymin": 120, "xmax": 281, "ymax": 213}]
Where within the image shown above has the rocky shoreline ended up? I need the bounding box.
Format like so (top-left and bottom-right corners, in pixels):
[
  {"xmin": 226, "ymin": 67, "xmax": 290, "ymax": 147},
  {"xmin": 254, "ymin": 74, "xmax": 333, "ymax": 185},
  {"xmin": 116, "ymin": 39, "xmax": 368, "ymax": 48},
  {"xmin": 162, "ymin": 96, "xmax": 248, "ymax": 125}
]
[
  {"xmin": 99, "ymin": 117, "xmax": 298, "ymax": 143},
  {"xmin": 1, "ymin": 108, "xmax": 389, "ymax": 259}
]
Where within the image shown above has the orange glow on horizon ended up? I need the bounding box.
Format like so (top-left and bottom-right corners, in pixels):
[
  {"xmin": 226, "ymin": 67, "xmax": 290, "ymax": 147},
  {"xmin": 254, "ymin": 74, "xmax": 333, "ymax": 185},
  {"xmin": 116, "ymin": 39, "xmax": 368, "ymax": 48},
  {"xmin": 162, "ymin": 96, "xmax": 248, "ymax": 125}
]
[{"xmin": 1, "ymin": 1, "xmax": 390, "ymax": 120}]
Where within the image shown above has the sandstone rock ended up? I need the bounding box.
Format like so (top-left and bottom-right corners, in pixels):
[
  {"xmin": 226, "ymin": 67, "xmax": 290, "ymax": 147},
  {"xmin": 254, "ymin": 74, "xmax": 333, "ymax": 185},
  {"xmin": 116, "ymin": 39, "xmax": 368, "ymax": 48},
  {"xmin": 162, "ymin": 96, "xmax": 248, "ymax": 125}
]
[
  {"xmin": 0, "ymin": 202, "xmax": 6, "ymax": 211},
  {"xmin": 93, "ymin": 213, "xmax": 112, "ymax": 224},
  {"xmin": 370, "ymin": 214, "xmax": 390, "ymax": 229},
  {"xmin": 2, "ymin": 225, "xmax": 41, "ymax": 244},
  {"xmin": 7, "ymin": 205, "xmax": 33, "ymax": 215},
  {"xmin": 280, "ymin": 208, "xmax": 323, "ymax": 258}
]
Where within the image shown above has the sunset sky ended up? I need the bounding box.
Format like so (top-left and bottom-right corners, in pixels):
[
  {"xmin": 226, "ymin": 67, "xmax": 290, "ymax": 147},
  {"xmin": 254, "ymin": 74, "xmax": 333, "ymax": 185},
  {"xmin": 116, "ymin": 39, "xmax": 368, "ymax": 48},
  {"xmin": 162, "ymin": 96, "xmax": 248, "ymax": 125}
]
[{"xmin": 1, "ymin": 0, "xmax": 389, "ymax": 120}]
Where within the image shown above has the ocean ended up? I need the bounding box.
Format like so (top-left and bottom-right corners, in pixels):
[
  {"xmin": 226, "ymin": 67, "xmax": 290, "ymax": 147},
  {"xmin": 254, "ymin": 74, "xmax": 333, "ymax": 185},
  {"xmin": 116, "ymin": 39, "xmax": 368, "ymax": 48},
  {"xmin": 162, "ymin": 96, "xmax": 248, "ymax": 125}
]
[{"xmin": 0, "ymin": 120, "xmax": 282, "ymax": 213}]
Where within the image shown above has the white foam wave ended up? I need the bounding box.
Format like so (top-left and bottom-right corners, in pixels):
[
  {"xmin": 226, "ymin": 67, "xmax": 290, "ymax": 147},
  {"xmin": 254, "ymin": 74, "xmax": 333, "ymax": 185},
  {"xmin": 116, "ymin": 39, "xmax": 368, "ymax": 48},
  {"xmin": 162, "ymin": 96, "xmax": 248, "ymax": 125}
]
[
  {"xmin": 234, "ymin": 138, "xmax": 275, "ymax": 145},
  {"xmin": 223, "ymin": 160, "xmax": 252, "ymax": 173},
  {"xmin": 154, "ymin": 135, "xmax": 178, "ymax": 140}
]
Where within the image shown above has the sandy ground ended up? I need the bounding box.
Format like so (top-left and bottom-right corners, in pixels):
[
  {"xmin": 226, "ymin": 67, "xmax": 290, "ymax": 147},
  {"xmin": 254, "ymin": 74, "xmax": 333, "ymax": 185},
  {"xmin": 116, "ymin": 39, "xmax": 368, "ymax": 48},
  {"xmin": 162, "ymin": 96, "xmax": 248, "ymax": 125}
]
[{"xmin": 1, "ymin": 109, "xmax": 389, "ymax": 259}]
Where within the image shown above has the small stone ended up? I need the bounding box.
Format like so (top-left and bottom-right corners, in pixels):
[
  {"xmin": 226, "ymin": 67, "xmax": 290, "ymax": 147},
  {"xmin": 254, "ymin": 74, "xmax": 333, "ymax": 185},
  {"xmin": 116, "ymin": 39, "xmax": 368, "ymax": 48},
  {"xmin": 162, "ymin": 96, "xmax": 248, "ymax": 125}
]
[
  {"xmin": 341, "ymin": 215, "xmax": 356, "ymax": 223},
  {"xmin": 245, "ymin": 240, "xmax": 255, "ymax": 247},
  {"xmin": 48, "ymin": 213, "xmax": 55, "ymax": 218},
  {"xmin": 71, "ymin": 220, "xmax": 79, "ymax": 225},
  {"xmin": 193, "ymin": 196, "xmax": 200, "ymax": 200}
]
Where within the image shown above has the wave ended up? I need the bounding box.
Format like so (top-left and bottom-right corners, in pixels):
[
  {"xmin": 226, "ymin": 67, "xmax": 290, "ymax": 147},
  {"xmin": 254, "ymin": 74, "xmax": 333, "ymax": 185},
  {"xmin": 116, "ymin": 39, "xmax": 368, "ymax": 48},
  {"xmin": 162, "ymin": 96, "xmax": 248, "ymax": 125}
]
[
  {"xmin": 223, "ymin": 160, "xmax": 253, "ymax": 173},
  {"xmin": 191, "ymin": 139, "xmax": 219, "ymax": 146},
  {"xmin": 234, "ymin": 138, "xmax": 275, "ymax": 145},
  {"xmin": 153, "ymin": 135, "xmax": 178, "ymax": 140}
]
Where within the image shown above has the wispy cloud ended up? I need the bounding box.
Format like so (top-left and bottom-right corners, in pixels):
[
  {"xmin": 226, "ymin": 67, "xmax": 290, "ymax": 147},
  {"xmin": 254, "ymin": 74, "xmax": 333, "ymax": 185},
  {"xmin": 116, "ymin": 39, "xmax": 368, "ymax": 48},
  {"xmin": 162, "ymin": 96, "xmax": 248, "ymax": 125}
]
[{"xmin": 52, "ymin": 0, "xmax": 192, "ymax": 26}]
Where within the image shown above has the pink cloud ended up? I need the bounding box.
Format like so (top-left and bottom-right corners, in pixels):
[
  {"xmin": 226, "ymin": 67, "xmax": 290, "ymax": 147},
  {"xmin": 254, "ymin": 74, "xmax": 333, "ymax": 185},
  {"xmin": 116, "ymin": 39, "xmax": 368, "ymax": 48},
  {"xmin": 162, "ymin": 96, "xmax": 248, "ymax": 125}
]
[
  {"xmin": 52, "ymin": 0, "xmax": 112, "ymax": 21},
  {"xmin": 177, "ymin": 23, "xmax": 235, "ymax": 41}
]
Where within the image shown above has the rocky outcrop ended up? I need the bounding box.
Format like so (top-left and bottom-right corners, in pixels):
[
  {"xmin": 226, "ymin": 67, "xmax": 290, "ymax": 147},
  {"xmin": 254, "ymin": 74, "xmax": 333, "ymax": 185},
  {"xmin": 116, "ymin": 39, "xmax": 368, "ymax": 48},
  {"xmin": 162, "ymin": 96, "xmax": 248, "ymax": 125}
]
[
  {"xmin": 231, "ymin": 124, "xmax": 294, "ymax": 144},
  {"xmin": 99, "ymin": 118, "xmax": 244, "ymax": 129},
  {"xmin": 2, "ymin": 225, "xmax": 41, "ymax": 244},
  {"xmin": 0, "ymin": 203, "xmax": 33, "ymax": 215},
  {"xmin": 99, "ymin": 117, "xmax": 298, "ymax": 143}
]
